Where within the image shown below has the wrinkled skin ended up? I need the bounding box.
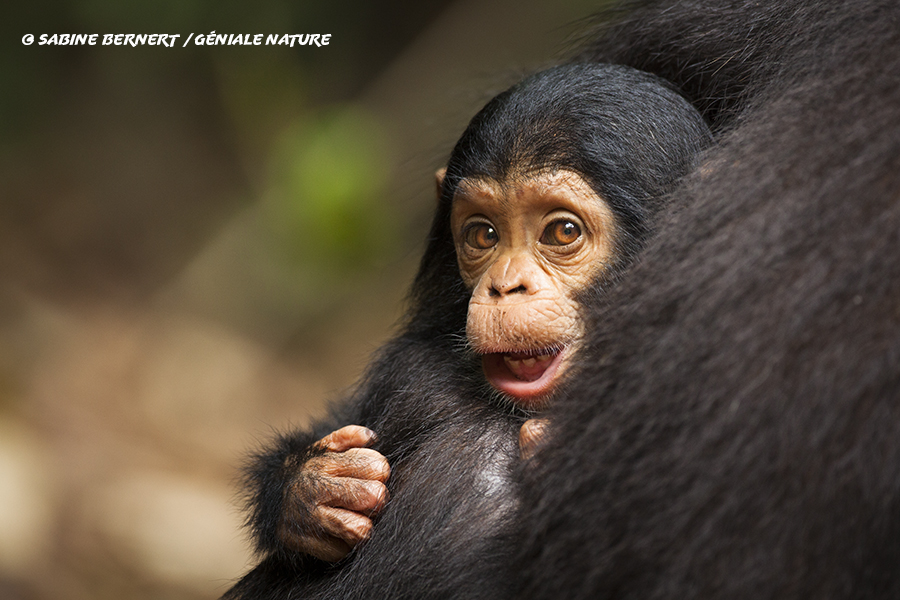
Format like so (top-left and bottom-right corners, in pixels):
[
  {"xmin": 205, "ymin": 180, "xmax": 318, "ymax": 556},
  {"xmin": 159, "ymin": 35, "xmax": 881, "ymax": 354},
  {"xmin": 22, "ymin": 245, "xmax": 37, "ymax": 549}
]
[
  {"xmin": 519, "ymin": 418, "xmax": 549, "ymax": 461},
  {"xmin": 279, "ymin": 426, "xmax": 390, "ymax": 562},
  {"xmin": 452, "ymin": 170, "xmax": 618, "ymax": 407}
]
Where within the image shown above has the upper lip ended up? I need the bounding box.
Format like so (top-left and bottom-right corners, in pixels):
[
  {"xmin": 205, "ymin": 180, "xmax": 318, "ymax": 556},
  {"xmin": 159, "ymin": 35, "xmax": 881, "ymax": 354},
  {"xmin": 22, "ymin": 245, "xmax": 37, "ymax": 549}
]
[{"xmin": 476, "ymin": 345, "xmax": 564, "ymax": 357}]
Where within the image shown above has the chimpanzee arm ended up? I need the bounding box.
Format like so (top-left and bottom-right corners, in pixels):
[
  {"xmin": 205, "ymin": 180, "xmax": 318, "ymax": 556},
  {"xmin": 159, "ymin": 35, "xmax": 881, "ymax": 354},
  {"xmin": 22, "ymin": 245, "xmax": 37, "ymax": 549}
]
[
  {"xmin": 239, "ymin": 335, "xmax": 461, "ymax": 564},
  {"xmin": 241, "ymin": 421, "xmax": 335, "ymax": 560},
  {"xmin": 239, "ymin": 394, "xmax": 392, "ymax": 563}
]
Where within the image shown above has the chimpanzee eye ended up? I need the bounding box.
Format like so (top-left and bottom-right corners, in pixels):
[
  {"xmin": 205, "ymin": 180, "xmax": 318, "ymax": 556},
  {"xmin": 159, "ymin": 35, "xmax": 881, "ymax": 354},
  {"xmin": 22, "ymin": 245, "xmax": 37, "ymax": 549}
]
[
  {"xmin": 540, "ymin": 220, "xmax": 581, "ymax": 246},
  {"xmin": 464, "ymin": 223, "xmax": 499, "ymax": 250}
]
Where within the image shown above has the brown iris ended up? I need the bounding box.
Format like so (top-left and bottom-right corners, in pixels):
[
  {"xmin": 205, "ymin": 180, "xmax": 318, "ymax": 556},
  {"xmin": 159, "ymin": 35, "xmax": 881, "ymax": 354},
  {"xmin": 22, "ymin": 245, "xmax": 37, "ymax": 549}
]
[
  {"xmin": 464, "ymin": 223, "xmax": 499, "ymax": 249},
  {"xmin": 540, "ymin": 220, "xmax": 581, "ymax": 246}
]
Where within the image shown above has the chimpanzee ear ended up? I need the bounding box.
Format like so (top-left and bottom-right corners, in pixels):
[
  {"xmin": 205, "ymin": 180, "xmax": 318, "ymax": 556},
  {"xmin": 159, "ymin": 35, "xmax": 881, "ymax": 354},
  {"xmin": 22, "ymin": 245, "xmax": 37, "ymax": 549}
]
[{"xmin": 435, "ymin": 167, "xmax": 447, "ymax": 202}]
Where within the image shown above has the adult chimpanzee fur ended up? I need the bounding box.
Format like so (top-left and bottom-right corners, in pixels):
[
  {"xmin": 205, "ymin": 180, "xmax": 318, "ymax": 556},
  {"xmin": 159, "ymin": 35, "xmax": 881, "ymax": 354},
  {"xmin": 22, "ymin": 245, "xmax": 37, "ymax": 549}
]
[
  {"xmin": 514, "ymin": 1, "xmax": 900, "ymax": 598},
  {"xmin": 222, "ymin": 63, "xmax": 711, "ymax": 600}
]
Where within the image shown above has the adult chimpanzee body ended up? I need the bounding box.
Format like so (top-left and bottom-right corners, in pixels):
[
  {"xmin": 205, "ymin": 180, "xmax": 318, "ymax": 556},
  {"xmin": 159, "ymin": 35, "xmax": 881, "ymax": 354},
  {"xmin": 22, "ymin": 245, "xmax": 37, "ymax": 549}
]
[
  {"xmin": 223, "ymin": 64, "xmax": 711, "ymax": 599},
  {"xmin": 514, "ymin": 1, "xmax": 900, "ymax": 598}
]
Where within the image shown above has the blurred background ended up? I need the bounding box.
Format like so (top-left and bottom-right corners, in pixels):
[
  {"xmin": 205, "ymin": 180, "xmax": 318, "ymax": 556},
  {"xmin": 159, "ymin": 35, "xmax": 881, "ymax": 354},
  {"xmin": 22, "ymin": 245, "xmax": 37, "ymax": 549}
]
[{"xmin": 0, "ymin": 0, "xmax": 599, "ymax": 598}]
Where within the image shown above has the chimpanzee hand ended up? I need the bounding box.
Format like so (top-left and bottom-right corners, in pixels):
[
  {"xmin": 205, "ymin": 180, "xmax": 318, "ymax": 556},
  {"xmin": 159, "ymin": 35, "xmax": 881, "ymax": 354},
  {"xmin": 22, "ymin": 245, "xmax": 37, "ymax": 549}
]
[
  {"xmin": 519, "ymin": 418, "xmax": 549, "ymax": 460},
  {"xmin": 280, "ymin": 425, "xmax": 391, "ymax": 562}
]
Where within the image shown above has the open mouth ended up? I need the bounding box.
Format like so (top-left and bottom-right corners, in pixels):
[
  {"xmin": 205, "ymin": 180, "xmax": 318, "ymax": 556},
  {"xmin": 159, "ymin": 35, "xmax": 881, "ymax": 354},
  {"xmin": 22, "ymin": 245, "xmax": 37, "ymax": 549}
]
[{"xmin": 481, "ymin": 347, "xmax": 567, "ymax": 405}]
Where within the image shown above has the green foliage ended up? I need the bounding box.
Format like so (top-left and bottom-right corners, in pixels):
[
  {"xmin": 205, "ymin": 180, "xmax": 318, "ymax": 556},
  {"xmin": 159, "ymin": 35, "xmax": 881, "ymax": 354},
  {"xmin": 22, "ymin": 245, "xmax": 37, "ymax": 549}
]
[{"xmin": 266, "ymin": 105, "xmax": 397, "ymax": 276}]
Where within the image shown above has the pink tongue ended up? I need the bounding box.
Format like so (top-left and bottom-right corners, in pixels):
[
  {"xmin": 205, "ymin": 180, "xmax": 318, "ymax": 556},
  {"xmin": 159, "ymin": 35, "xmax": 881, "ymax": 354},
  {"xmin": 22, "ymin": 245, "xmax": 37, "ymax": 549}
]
[{"xmin": 504, "ymin": 354, "xmax": 553, "ymax": 382}]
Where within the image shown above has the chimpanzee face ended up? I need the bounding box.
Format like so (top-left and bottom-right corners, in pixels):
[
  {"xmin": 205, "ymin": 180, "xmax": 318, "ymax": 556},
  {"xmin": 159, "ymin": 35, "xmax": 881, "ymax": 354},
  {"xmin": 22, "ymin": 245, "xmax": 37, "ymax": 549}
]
[{"xmin": 449, "ymin": 169, "xmax": 617, "ymax": 407}]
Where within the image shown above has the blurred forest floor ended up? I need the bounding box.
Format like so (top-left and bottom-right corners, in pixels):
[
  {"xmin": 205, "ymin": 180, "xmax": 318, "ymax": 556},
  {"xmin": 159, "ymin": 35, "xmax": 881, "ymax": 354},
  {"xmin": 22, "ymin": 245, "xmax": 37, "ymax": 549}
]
[{"xmin": 0, "ymin": 0, "xmax": 597, "ymax": 597}]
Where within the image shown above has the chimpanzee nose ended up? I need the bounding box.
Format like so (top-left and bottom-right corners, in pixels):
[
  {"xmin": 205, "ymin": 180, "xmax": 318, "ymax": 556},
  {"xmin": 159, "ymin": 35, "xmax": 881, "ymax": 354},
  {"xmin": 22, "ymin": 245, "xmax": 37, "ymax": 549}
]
[
  {"xmin": 485, "ymin": 254, "xmax": 534, "ymax": 298},
  {"xmin": 489, "ymin": 282, "xmax": 527, "ymax": 297}
]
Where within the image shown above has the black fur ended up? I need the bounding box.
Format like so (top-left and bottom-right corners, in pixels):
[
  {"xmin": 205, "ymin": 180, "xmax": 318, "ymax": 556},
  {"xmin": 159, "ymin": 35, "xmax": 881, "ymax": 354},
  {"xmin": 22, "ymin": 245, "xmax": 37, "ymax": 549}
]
[
  {"xmin": 222, "ymin": 63, "xmax": 711, "ymax": 600},
  {"xmin": 515, "ymin": 1, "xmax": 900, "ymax": 598}
]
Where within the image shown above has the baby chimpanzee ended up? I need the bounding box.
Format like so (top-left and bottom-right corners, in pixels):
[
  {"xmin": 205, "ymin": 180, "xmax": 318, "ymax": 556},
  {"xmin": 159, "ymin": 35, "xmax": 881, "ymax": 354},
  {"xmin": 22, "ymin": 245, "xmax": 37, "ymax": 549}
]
[{"xmin": 223, "ymin": 62, "xmax": 711, "ymax": 600}]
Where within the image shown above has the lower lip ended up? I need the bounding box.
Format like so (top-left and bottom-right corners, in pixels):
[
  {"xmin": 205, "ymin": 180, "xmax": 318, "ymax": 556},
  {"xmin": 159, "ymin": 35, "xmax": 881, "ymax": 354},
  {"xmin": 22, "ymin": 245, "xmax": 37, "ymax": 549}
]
[{"xmin": 481, "ymin": 348, "xmax": 567, "ymax": 406}]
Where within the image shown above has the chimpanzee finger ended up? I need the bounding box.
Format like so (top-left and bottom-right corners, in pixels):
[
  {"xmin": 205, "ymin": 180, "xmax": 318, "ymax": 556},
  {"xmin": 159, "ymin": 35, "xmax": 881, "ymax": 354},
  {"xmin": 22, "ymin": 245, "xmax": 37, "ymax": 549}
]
[
  {"xmin": 519, "ymin": 418, "xmax": 549, "ymax": 461},
  {"xmin": 313, "ymin": 447, "xmax": 391, "ymax": 482},
  {"xmin": 315, "ymin": 425, "xmax": 378, "ymax": 452},
  {"xmin": 320, "ymin": 476, "xmax": 389, "ymax": 514},
  {"xmin": 315, "ymin": 505, "xmax": 375, "ymax": 545}
]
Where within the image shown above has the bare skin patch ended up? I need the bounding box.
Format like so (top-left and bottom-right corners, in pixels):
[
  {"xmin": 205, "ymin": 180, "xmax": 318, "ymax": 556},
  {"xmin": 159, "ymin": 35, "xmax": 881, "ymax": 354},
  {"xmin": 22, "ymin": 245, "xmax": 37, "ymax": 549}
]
[{"xmin": 450, "ymin": 170, "xmax": 618, "ymax": 406}]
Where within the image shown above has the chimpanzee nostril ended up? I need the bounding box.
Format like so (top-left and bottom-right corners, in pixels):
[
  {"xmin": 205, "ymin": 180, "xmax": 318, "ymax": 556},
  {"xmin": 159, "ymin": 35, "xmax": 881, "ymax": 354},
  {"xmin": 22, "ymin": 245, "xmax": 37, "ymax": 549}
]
[{"xmin": 490, "ymin": 283, "xmax": 527, "ymax": 297}]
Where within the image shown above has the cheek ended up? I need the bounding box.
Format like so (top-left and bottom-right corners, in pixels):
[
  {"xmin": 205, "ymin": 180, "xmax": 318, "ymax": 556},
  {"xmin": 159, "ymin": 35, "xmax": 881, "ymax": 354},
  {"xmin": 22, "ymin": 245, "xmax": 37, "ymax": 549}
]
[
  {"xmin": 466, "ymin": 296, "xmax": 583, "ymax": 352},
  {"xmin": 456, "ymin": 254, "xmax": 486, "ymax": 291}
]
